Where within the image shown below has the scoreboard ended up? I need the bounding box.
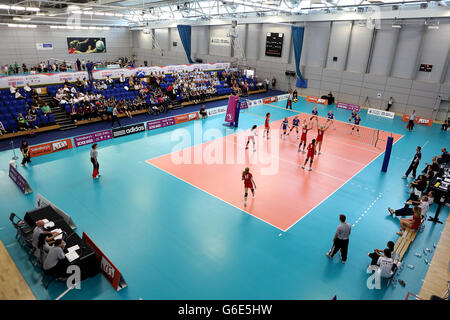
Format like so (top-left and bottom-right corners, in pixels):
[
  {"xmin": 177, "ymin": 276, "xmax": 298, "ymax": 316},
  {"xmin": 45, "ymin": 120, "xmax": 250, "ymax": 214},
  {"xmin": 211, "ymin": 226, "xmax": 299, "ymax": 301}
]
[{"xmin": 265, "ymin": 32, "xmax": 284, "ymax": 57}]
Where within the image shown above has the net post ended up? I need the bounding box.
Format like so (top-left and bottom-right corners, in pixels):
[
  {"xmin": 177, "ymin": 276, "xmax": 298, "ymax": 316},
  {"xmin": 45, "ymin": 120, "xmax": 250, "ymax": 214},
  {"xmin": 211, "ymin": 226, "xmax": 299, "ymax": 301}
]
[{"xmin": 381, "ymin": 136, "xmax": 394, "ymax": 172}]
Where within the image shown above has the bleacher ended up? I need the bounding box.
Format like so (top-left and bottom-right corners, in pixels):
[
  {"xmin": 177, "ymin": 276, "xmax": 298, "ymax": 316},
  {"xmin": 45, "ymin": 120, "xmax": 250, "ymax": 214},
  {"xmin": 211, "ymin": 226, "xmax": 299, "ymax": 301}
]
[{"xmin": 0, "ymin": 89, "xmax": 55, "ymax": 132}]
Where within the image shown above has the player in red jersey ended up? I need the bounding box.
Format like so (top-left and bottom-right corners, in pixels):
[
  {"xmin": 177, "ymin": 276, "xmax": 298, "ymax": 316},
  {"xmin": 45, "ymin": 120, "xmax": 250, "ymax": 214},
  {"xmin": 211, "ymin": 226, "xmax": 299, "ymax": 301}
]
[
  {"xmin": 315, "ymin": 117, "xmax": 332, "ymax": 155},
  {"xmin": 298, "ymin": 120, "xmax": 313, "ymax": 153},
  {"xmin": 242, "ymin": 167, "xmax": 256, "ymax": 207},
  {"xmin": 263, "ymin": 113, "xmax": 271, "ymax": 140},
  {"xmin": 302, "ymin": 139, "xmax": 317, "ymax": 171}
]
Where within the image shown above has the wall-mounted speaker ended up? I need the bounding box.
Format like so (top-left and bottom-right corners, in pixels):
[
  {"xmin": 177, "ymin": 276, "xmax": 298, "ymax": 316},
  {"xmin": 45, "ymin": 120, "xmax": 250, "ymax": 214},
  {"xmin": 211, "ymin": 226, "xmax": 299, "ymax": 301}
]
[
  {"xmin": 195, "ymin": 58, "xmax": 203, "ymax": 63},
  {"xmin": 285, "ymin": 71, "xmax": 296, "ymax": 77}
]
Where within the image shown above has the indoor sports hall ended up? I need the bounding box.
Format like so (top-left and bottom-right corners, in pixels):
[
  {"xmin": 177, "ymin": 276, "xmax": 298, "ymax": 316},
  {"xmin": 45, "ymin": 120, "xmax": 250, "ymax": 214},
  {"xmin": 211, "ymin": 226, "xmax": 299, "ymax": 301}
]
[{"xmin": 0, "ymin": 0, "xmax": 449, "ymax": 304}]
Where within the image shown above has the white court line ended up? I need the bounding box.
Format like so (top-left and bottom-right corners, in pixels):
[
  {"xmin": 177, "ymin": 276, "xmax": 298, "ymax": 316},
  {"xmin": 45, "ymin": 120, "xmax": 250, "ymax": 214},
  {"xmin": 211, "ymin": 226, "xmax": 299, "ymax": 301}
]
[
  {"xmin": 422, "ymin": 140, "xmax": 429, "ymax": 149},
  {"xmin": 145, "ymin": 161, "xmax": 285, "ymax": 232},
  {"xmin": 223, "ymin": 137, "xmax": 347, "ymax": 183},
  {"xmin": 284, "ymin": 134, "xmax": 405, "ymax": 232}
]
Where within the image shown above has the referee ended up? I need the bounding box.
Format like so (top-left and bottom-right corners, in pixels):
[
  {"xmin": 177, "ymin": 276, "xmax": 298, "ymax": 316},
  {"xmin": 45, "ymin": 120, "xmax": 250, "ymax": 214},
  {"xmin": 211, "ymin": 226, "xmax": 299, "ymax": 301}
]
[
  {"xmin": 403, "ymin": 146, "xmax": 421, "ymax": 179},
  {"xmin": 326, "ymin": 214, "xmax": 351, "ymax": 264},
  {"xmin": 90, "ymin": 143, "xmax": 100, "ymax": 179},
  {"xmin": 408, "ymin": 110, "xmax": 416, "ymax": 131},
  {"xmin": 286, "ymin": 89, "xmax": 293, "ymax": 109}
]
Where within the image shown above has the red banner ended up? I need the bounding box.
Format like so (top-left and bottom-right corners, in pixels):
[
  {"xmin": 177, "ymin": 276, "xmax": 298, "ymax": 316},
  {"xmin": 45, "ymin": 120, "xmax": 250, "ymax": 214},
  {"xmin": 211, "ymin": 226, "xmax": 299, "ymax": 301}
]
[
  {"xmin": 401, "ymin": 115, "xmax": 432, "ymax": 126},
  {"xmin": 174, "ymin": 112, "xmax": 199, "ymax": 124},
  {"xmin": 29, "ymin": 138, "xmax": 73, "ymax": 158},
  {"xmin": 263, "ymin": 96, "xmax": 278, "ymax": 104},
  {"xmin": 306, "ymin": 96, "xmax": 327, "ymax": 105},
  {"xmin": 82, "ymin": 232, "xmax": 127, "ymax": 291}
]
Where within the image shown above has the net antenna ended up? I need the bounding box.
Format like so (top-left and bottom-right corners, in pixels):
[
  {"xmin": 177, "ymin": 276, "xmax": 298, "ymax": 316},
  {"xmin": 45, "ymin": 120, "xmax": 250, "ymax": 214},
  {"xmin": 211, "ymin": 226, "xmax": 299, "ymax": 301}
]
[{"xmin": 227, "ymin": 20, "xmax": 247, "ymax": 69}]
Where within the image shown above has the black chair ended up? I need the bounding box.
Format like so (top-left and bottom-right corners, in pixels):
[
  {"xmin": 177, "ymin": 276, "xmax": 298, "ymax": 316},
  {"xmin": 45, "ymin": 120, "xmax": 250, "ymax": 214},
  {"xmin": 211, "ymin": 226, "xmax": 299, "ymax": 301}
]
[{"xmin": 9, "ymin": 213, "xmax": 33, "ymax": 244}]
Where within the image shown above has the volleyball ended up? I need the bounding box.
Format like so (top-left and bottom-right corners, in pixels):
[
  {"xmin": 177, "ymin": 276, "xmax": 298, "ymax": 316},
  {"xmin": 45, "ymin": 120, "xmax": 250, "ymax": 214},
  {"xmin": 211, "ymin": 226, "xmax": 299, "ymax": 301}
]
[{"xmin": 95, "ymin": 40, "xmax": 105, "ymax": 51}]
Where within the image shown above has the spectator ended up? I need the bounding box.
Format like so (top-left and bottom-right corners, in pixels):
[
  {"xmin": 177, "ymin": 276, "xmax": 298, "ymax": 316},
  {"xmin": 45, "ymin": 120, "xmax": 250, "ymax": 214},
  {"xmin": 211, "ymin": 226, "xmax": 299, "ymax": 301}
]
[
  {"xmin": 41, "ymin": 103, "xmax": 52, "ymax": 120},
  {"xmin": 17, "ymin": 113, "xmax": 29, "ymax": 130},
  {"xmin": 199, "ymin": 105, "xmax": 207, "ymax": 119},
  {"xmin": 402, "ymin": 146, "xmax": 421, "ymax": 179},
  {"xmin": 86, "ymin": 60, "xmax": 94, "ymax": 82},
  {"xmin": 271, "ymin": 76, "xmax": 276, "ymax": 89},
  {"xmin": 386, "ymin": 97, "xmax": 393, "ymax": 111},
  {"xmin": 25, "ymin": 110, "xmax": 38, "ymax": 129},
  {"xmin": 265, "ymin": 77, "xmax": 270, "ymax": 91},
  {"xmin": 442, "ymin": 118, "xmax": 448, "ymax": 131},
  {"xmin": 10, "ymin": 84, "xmax": 17, "ymax": 94},
  {"xmin": 24, "ymin": 83, "xmax": 32, "ymax": 93},
  {"xmin": 436, "ymin": 148, "xmax": 450, "ymax": 165},
  {"xmin": 15, "ymin": 90, "xmax": 26, "ymax": 100},
  {"xmin": 408, "ymin": 175, "xmax": 427, "ymax": 194},
  {"xmin": 397, "ymin": 206, "xmax": 422, "ymax": 236},
  {"xmin": 76, "ymin": 58, "xmax": 81, "ymax": 71},
  {"xmin": 43, "ymin": 239, "xmax": 67, "ymax": 278},
  {"xmin": 326, "ymin": 214, "xmax": 351, "ymax": 264},
  {"xmin": 0, "ymin": 120, "xmax": 6, "ymax": 135},
  {"xmin": 22, "ymin": 63, "xmax": 28, "ymax": 73}
]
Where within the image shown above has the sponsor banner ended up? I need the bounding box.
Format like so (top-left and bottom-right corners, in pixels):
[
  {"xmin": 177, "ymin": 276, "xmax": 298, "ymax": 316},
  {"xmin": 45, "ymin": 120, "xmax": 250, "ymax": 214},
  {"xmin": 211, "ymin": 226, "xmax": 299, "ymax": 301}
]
[
  {"xmin": 82, "ymin": 232, "xmax": 128, "ymax": 291},
  {"xmin": 67, "ymin": 37, "xmax": 106, "ymax": 54},
  {"xmin": 36, "ymin": 43, "xmax": 53, "ymax": 50},
  {"xmin": 277, "ymin": 94, "xmax": 290, "ymax": 101},
  {"xmin": 174, "ymin": 112, "xmax": 200, "ymax": 124},
  {"xmin": 240, "ymin": 100, "xmax": 248, "ymax": 110},
  {"xmin": 306, "ymin": 96, "xmax": 327, "ymax": 104},
  {"xmin": 337, "ymin": 102, "xmax": 361, "ymax": 112},
  {"xmin": 29, "ymin": 138, "xmax": 73, "ymax": 158},
  {"xmin": 74, "ymin": 129, "xmax": 112, "ymax": 147},
  {"xmin": 368, "ymin": 108, "xmax": 395, "ymax": 119},
  {"xmin": 9, "ymin": 163, "xmax": 32, "ymax": 194},
  {"xmin": 206, "ymin": 106, "xmax": 227, "ymax": 117},
  {"xmin": 210, "ymin": 37, "xmax": 231, "ymax": 46},
  {"xmin": 401, "ymin": 115, "xmax": 433, "ymax": 126},
  {"xmin": 112, "ymin": 123, "xmax": 146, "ymax": 138},
  {"xmin": 146, "ymin": 117, "xmax": 176, "ymax": 130},
  {"xmin": 35, "ymin": 193, "xmax": 77, "ymax": 229},
  {"xmin": 0, "ymin": 62, "xmax": 230, "ymax": 88},
  {"xmin": 263, "ymin": 96, "xmax": 278, "ymax": 104}
]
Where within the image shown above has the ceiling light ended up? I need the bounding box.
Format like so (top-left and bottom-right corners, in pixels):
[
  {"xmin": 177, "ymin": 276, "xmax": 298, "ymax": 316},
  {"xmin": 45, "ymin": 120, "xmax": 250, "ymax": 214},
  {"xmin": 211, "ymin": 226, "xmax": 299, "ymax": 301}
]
[
  {"xmin": 83, "ymin": 11, "xmax": 93, "ymax": 15},
  {"xmin": 94, "ymin": 12, "xmax": 104, "ymax": 16},
  {"xmin": 26, "ymin": 7, "xmax": 40, "ymax": 12},
  {"xmin": 13, "ymin": 17, "xmax": 31, "ymax": 21},
  {"xmin": 115, "ymin": 13, "xmax": 124, "ymax": 17},
  {"xmin": 392, "ymin": 24, "xmax": 402, "ymax": 28},
  {"xmin": 102, "ymin": 27, "xmax": 110, "ymax": 30},
  {"xmin": 104, "ymin": 12, "xmax": 115, "ymax": 16},
  {"xmin": 10, "ymin": 6, "xmax": 26, "ymax": 10},
  {"xmin": 72, "ymin": 10, "xmax": 83, "ymax": 14},
  {"xmin": 0, "ymin": 5, "xmax": 10, "ymax": 10}
]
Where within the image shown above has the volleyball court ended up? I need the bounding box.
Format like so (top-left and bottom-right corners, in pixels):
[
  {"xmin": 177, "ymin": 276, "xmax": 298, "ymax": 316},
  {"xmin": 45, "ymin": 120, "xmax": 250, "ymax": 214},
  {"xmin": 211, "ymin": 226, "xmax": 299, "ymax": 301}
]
[{"xmin": 147, "ymin": 100, "xmax": 403, "ymax": 231}]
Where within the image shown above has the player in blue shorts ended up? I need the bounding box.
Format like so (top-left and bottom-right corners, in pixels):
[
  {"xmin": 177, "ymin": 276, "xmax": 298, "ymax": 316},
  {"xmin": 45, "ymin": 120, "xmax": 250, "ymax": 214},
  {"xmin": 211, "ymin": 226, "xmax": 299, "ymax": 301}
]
[
  {"xmin": 310, "ymin": 107, "xmax": 319, "ymax": 121},
  {"xmin": 288, "ymin": 116, "xmax": 301, "ymax": 138},
  {"xmin": 326, "ymin": 110, "xmax": 336, "ymax": 130},
  {"xmin": 280, "ymin": 117, "xmax": 290, "ymax": 139},
  {"xmin": 350, "ymin": 114, "xmax": 361, "ymax": 136}
]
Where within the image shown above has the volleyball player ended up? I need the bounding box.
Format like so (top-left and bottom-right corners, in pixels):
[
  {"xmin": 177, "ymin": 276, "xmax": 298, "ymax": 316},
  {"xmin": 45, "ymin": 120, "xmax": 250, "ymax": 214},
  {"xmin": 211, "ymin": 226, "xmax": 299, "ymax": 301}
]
[
  {"xmin": 263, "ymin": 113, "xmax": 271, "ymax": 139},
  {"xmin": 349, "ymin": 109, "xmax": 358, "ymax": 123},
  {"xmin": 315, "ymin": 117, "xmax": 332, "ymax": 154},
  {"xmin": 310, "ymin": 107, "xmax": 319, "ymax": 120},
  {"xmin": 280, "ymin": 117, "xmax": 290, "ymax": 139},
  {"xmin": 90, "ymin": 143, "xmax": 100, "ymax": 179},
  {"xmin": 242, "ymin": 167, "xmax": 256, "ymax": 207},
  {"xmin": 326, "ymin": 110, "xmax": 336, "ymax": 130},
  {"xmin": 298, "ymin": 120, "xmax": 313, "ymax": 153},
  {"xmin": 288, "ymin": 116, "xmax": 300, "ymax": 138},
  {"xmin": 350, "ymin": 114, "xmax": 361, "ymax": 136},
  {"xmin": 302, "ymin": 139, "xmax": 317, "ymax": 171},
  {"xmin": 245, "ymin": 125, "xmax": 258, "ymax": 151}
]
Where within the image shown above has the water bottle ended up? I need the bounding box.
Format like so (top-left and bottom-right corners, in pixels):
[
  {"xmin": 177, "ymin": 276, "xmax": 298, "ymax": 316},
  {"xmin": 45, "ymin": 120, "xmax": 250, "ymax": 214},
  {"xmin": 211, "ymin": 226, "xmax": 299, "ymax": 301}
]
[
  {"xmin": 433, "ymin": 243, "xmax": 437, "ymax": 248},
  {"xmin": 407, "ymin": 264, "xmax": 415, "ymax": 269},
  {"xmin": 414, "ymin": 252, "xmax": 422, "ymax": 258},
  {"xmin": 425, "ymin": 248, "xmax": 431, "ymax": 253},
  {"xmin": 423, "ymin": 249, "xmax": 428, "ymax": 255},
  {"xmin": 424, "ymin": 258, "xmax": 429, "ymax": 264}
]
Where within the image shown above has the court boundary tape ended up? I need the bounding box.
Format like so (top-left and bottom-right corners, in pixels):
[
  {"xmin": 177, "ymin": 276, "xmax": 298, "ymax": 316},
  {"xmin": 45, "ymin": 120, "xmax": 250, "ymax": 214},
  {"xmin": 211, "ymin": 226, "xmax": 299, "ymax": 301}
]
[
  {"xmin": 283, "ymin": 134, "xmax": 405, "ymax": 232},
  {"xmin": 145, "ymin": 161, "xmax": 285, "ymax": 232}
]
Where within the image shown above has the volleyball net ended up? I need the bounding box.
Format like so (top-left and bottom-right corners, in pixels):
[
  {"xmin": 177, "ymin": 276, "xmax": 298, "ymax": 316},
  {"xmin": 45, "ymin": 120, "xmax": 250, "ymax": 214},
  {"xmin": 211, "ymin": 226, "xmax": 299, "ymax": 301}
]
[{"xmin": 243, "ymin": 97, "xmax": 393, "ymax": 149}]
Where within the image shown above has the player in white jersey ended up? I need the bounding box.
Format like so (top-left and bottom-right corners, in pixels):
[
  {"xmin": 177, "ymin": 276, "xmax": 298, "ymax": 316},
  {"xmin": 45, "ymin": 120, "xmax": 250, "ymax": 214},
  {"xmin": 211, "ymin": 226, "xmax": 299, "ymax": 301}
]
[{"xmin": 245, "ymin": 125, "xmax": 258, "ymax": 151}]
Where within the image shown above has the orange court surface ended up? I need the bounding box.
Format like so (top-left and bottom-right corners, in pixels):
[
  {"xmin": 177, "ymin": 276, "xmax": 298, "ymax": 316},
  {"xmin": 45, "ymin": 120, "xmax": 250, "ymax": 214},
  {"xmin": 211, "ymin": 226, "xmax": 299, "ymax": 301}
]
[{"xmin": 148, "ymin": 113, "xmax": 403, "ymax": 231}]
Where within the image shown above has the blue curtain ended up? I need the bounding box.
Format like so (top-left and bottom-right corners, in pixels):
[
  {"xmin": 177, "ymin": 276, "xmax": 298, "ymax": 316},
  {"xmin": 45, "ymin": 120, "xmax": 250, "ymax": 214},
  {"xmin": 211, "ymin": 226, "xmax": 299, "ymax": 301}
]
[
  {"xmin": 177, "ymin": 25, "xmax": 194, "ymax": 64},
  {"xmin": 292, "ymin": 26, "xmax": 305, "ymax": 81}
]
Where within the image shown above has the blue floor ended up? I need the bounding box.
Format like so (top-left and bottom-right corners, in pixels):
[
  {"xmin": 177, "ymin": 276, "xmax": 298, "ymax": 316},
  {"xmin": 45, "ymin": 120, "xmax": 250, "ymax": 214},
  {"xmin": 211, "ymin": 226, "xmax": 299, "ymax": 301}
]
[{"xmin": 0, "ymin": 95, "xmax": 448, "ymax": 300}]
